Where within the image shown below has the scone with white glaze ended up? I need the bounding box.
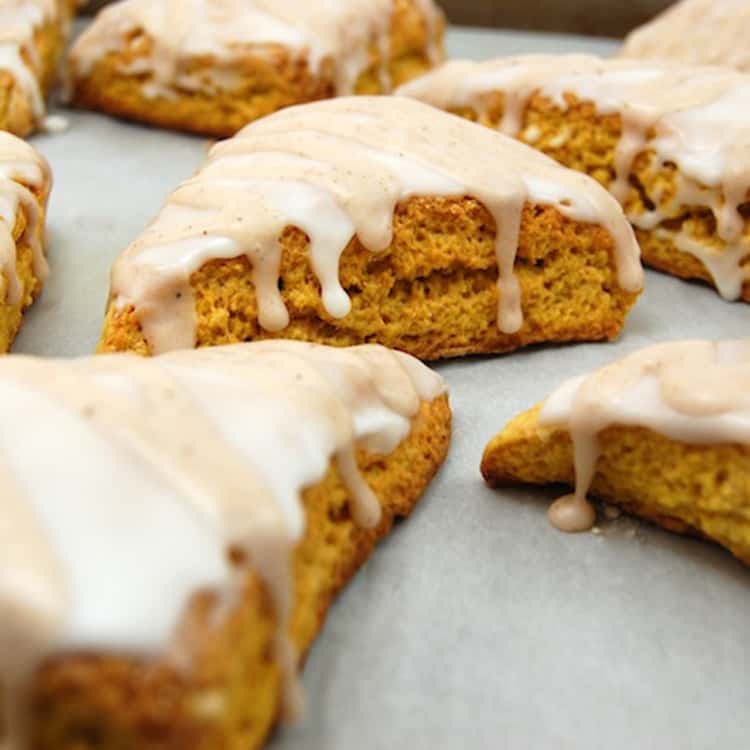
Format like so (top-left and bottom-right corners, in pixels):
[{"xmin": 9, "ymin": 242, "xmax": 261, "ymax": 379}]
[
  {"xmin": 621, "ymin": 0, "xmax": 750, "ymax": 72},
  {"xmin": 1, "ymin": 0, "xmax": 76, "ymax": 136},
  {"xmin": 0, "ymin": 131, "xmax": 51, "ymax": 351},
  {"xmin": 67, "ymin": 0, "xmax": 445, "ymax": 137},
  {"xmin": 481, "ymin": 340, "xmax": 750, "ymax": 564},
  {"xmin": 0, "ymin": 340, "xmax": 451, "ymax": 749},
  {"xmin": 398, "ymin": 55, "xmax": 750, "ymax": 303},
  {"xmin": 98, "ymin": 96, "xmax": 643, "ymax": 360}
]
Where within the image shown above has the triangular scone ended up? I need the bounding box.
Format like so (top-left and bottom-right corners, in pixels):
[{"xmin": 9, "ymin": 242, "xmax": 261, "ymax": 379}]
[
  {"xmin": 0, "ymin": 132, "xmax": 51, "ymax": 351},
  {"xmin": 482, "ymin": 341, "xmax": 750, "ymax": 564},
  {"xmin": 67, "ymin": 0, "xmax": 445, "ymax": 137},
  {"xmin": 398, "ymin": 56, "xmax": 750, "ymax": 303},
  {"xmin": 0, "ymin": 0, "xmax": 76, "ymax": 135},
  {"xmin": 0, "ymin": 340, "xmax": 450, "ymax": 749},
  {"xmin": 621, "ymin": 0, "xmax": 750, "ymax": 72},
  {"xmin": 98, "ymin": 96, "xmax": 642, "ymax": 360}
]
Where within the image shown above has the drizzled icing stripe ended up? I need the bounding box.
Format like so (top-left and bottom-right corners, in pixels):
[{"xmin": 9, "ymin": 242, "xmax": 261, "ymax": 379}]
[
  {"xmin": 0, "ymin": 0, "xmax": 65, "ymax": 127},
  {"xmin": 0, "ymin": 340, "xmax": 446, "ymax": 749},
  {"xmin": 109, "ymin": 96, "xmax": 642, "ymax": 354},
  {"xmin": 538, "ymin": 340, "xmax": 750, "ymax": 533},
  {"xmin": 621, "ymin": 0, "xmax": 750, "ymax": 73},
  {"xmin": 398, "ymin": 55, "xmax": 750, "ymax": 301},
  {"xmin": 69, "ymin": 0, "xmax": 444, "ymax": 101},
  {"xmin": 0, "ymin": 132, "xmax": 50, "ymax": 306}
]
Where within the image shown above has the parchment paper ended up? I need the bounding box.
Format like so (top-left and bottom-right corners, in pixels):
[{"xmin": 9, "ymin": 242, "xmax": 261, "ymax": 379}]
[{"xmin": 15, "ymin": 26, "xmax": 750, "ymax": 750}]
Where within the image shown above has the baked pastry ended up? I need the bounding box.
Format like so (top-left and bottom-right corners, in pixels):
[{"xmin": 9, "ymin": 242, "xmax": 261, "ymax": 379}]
[
  {"xmin": 0, "ymin": 130, "xmax": 50, "ymax": 351},
  {"xmin": 481, "ymin": 340, "xmax": 750, "ymax": 563},
  {"xmin": 98, "ymin": 96, "xmax": 643, "ymax": 359},
  {"xmin": 398, "ymin": 55, "xmax": 750, "ymax": 303},
  {"xmin": 0, "ymin": 339, "xmax": 451, "ymax": 749},
  {"xmin": 621, "ymin": 0, "xmax": 750, "ymax": 72},
  {"xmin": 67, "ymin": 0, "xmax": 446, "ymax": 137},
  {"xmin": 1, "ymin": 0, "xmax": 76, "ymax": 136}
]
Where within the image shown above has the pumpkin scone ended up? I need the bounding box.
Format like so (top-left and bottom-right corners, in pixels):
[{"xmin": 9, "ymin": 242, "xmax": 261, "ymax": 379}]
[
  {"xmin": 0, "ymin": 340, "xmax": 450, "ymax": 750},
  {"xmin": 0, "ymin": 131, "xmax": 51, "ymax": 352},
  {"xmin": 398, "ymin": 55, "xmax": 750, "ymax": 303},
  {"xmin": 1, "ymin": 0, "xmax": 76, "ymax": 136},
  {"xmin": 98, "ymin": 96, "xmax": 643, "ymax": 360},
  {"xmin": 481, "ymin": 340, "xmax": 750, "ymax": 564},
  {"xmin": 621, "ymin": 0, "xmax": 750, "ymax": 72},
  {"xmin": 67, "ymin": 0, "xmax": 445, "ymax": 137}
]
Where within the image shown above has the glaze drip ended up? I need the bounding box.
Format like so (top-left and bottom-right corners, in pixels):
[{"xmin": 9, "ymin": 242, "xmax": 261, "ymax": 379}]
[
  {"xmin": 398, "ymin": 55, "xmax": 750, "ymax": 300},
  {"xmin": 0, "ymin": 132, "xmax": 50, "ymax": 306},
  {"xmin": 621, "ymin": 0, "xmax": 750, "ymax": 73},
  {"xmin": 0, "ymin": 340, "xmax": 445, "ymax": 748},
  {"xmin": 69, "ymin": 0, "xmax": 444, "ymax": 100},
  {"xmin": 538, "ymin": 340, "xmax": 750, "ymax": 532},
  {"xmin": 0, "ymin": 0, "xmax": 65, "ymax": 127},
  {"xmin": 109, "ymin": 96, "xmax": 642, "ymax": 354}
]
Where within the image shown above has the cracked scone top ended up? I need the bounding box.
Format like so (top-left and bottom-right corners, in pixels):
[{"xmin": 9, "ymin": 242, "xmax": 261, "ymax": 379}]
[
  {"xmin": 108, "ymin": 95, "xmax": 642, "ymax": 354},
  {"xmin": 0, "ymin": 340, "xmax": 446, "ymax": 748},
  {"xmin": 539, "ymin": 340, "xmax": 750, "ymax": 532},
  {"xmin": 0, "ymin": 131, "xmax": 50, "ymax": 305},
  {"xmin": 0, "ymin": 0, "xmax": 70, "ymax": 129},
  {"xmin": 69, "ymin": 0, "xmax": 444, "ymax": 100},
  {"xmin": 398, "ymin": 55, "xmax": 750, "ymax": 301},
  {"xmin": 621, "ymin": 0, "xmax": 750, "ymax": 72}
]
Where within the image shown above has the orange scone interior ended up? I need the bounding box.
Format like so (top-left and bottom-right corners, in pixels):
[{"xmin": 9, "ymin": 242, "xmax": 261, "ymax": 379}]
[
  {"xmin": 0, "ymin": 131, "xmax": 51, "ymax": 351},
  {"xmin": 620, "ymin": 0, "xmax": 750, "ymax": 72},
  {"xmin": 68, "ymin": 0, "xmax": 445, "ymax": 137},
  {"xmin": 98, "ymin": 96, "xmax": 643, "ymax": 359},
  {"xmin": 1, "ymin": 0, "xmax": 75, "ymax": 135},
  {"xmin": 0, "ymin": 340, "xmax": 451, "ymax": 750},
  {"xmin": 481, "ymin": 340, "xmax": 750, "ymax": 563},
  {"xmin": 398, "ymin": 55, "xmax": 750, "ymax": 302}
]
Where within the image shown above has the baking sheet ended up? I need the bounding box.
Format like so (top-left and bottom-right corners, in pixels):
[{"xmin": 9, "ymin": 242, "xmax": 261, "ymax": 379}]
[{"xmin": 17, "ymin": 26, "xmax": 750, "ymax": 750}]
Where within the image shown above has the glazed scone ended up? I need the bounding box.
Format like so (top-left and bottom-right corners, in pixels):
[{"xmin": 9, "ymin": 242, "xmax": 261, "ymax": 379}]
[
  {"xmin": 0, "ymin": 340, "xmax": 451, "ymax": 750},
  {"xmin": 0, "ymin": 0, "xmax": 76, "ymax": 136},
  {"xmin": 98, "ymin": 96, "xmax": 643, "ymax": 360},
  {"xmin": 398, "ymin": 55, "xmax": 750, "ymax": 303},
  {"xmin": 621, "ymin": 0, "xmax": 750, "ymax": 72},
  {"xmin": 481, "ymin": 340, "xmax": 750, "ymax": 564},
  {"xmin": 0, "ymin": 131, "xmax": 50, "ymax": 351},
  {"xmin": 67, "ymin": 0, "xmax": 445, "ymax": 137}
]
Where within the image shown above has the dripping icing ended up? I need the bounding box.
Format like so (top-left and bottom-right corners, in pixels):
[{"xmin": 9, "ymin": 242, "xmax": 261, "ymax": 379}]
[
  {"xmin": 109, "ymin": 96, "xmax": 642, "ymax": 354},
  {"xmin": 398, "ymin": 55, "xmax": 750, "ymax": 300},
  {"xmin": 0, "ymin": 340, "xmax": 445, "ymax": 747},
  {"xmin": 538, "ymin": 340, "xmax": 750, "ymax": 533},
  {"xmin": 69, "ymin": 0, "xmax": 445, "ymax": 100},
  {"xmin": 0, "ymin": 132, "xmax": 50, "ymax": 307}
]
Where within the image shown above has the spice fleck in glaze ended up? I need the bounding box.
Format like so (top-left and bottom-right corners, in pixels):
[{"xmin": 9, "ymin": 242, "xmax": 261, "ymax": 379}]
[
  {"xmin": 399, "ymin": 55, "xmax": 750, "ymax": 301},
  {"xmin": 0, "ymin": 340, "xmax": 446, "ymax": 749},
  {"xmin": 106, "ymin": 95, "xmax": 642, "ymax": 355}
]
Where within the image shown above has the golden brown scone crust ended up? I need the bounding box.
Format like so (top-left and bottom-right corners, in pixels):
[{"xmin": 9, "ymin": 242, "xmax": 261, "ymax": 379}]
[
  {"xmin": 70, "ymin": 0, "xmax": 445, "ymax": 137},
  {"xmin": 99, "ymin": 196, "xmax": 640, "ymax": 359},
  {"xmin": 30, "ymin": 394, "xmax": 450, "ymax": 750},
  {"xmin": 451, "ymin": 92, "xmax": 750, "ymax": 302},
  {"xmin": 481, "ymin": 403, "xmax": 750, "ymax": 565},
  {"xmin": 0, "ymin": 191, "xmax": 48, "ymax": 352},
  {"xmin": 0, "ymin": 4, "xmax": 72, "ymax": 136}
]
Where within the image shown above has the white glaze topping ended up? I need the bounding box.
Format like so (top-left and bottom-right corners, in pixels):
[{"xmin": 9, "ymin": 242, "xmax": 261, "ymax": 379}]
[
  {"xmin": 398, "ymin": 55, "xmax": 750, "ymax": 301},
  {"xmin": 69, "ymin": 0, "xmax": 444, "ymax": 100},
  {"xmin": 621, "ymin": 0, "xmax": 750, "ymax": 72},
  {"xmin": 0, "ymin": 131, "xmax": 50, "ymax": 306},
  {"xmin": 539, "ymin": 340, "xmax": 750, "ymax": 532},
  {"xmin": 0, "ymin": 0, "xmax": 65, "ymax": 127},
  {"xmin": 109, "ymin": 95, "xmax": 642, "ymax": 354},
  {"xmin": 0, "ymin": 339, "xmax": 446, "ymax": 748}
]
